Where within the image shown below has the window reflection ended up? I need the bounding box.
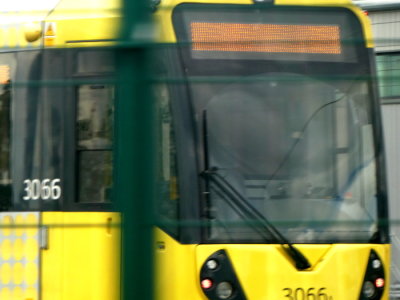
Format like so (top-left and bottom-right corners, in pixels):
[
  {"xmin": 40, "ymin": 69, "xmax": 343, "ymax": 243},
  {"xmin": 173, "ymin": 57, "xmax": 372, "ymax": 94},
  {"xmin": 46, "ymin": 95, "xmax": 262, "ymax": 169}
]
[
  {"xmin": 78, "ymin": 151, "xmax": 112, "ymax": 203},
  {"xmin": 77, "ymin": 84, "xmax": 114, "ymax": 203},
  {"xmin": 0, "ymin": 78, "xmax": 11, "ymax": 210},
  {"xmin": 197, "ymin": 74, "xmax": 377, "ymax": 243},
  {"xmin": 77, "ymin": 85, "xmax": 114, "ymax": 150},
  {"xmin": 0, "ymin": 80, "xmax": 11, "ymax": 182}
]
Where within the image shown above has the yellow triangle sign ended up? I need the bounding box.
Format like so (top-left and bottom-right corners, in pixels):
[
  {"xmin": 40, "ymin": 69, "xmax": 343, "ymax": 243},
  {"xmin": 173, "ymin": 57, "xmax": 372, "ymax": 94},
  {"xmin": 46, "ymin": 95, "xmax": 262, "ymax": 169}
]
[{"xmin": 45, "ymin": 23, "xmax": 55, "ymax": 36}]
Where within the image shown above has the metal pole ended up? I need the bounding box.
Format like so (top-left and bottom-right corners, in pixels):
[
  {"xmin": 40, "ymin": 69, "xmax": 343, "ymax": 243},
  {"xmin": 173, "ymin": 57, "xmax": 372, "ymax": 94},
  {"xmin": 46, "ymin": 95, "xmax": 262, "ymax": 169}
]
[{"xmin": 115, "ymin": 1, "xmax": 154, "ymax": 299}]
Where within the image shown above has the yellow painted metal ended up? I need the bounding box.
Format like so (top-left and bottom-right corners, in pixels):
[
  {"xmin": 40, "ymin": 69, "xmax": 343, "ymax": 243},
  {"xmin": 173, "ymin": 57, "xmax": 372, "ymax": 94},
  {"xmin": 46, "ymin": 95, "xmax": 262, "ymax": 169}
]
[
  {"xmin": 197, "ymin": 244, "xmax": 390, "ymax": 300},
  {"xmin": 41, "ymin": 212, "xmax": 120, "ymax": 300},
  {"xmin": 43, "ymin": 0, "xmax": 120, "ymax": 47},
  {"xmin": 0, "ymin": 212, "xmax": 40, "ymax": 300},
  {"xmin": 0, "ymin": 0, "xmax": 120, "ymax": 48},
  {"xmin": 154, "ymin": 228, "xmax": 200, "ymax": 300},
  {"xmin": 0, "ymin": 22, "xmax": 41, "ymax": 50},
  {"xmin": 155, "ymin": 228, "xmax": 390, "ymax": 300},
  {"xmin": 0, "ymin": 10, "xmax": 45, "ymax": 49},
  {"xmin": 44, "ymin": 17, "xmax": 119, "ymax": 47}
]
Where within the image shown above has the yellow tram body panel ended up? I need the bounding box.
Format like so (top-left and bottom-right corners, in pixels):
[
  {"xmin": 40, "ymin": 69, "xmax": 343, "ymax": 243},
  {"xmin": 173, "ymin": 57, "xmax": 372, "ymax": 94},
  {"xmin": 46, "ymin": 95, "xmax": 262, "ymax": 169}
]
[
  {"xmin": 0, "ymin": 212, "xmax": 41, "ymax": 300},
  {"xmin": 44, "ymin": 17, "xmax": 120, "ymax": 47},
  {"xmin": 0, "ymin": 12, "xmax": 43, "ymax": 49},
  {"xmin": 43, "ymin": 0, "xmax": 120, "ymax": 47},
  {"xmin": 155, "ymin": 229, "xmax": 390, "ymax": 300},
  {"xmin": 41, "ymin": 212, "xmax": 121, "ymax": 300}
]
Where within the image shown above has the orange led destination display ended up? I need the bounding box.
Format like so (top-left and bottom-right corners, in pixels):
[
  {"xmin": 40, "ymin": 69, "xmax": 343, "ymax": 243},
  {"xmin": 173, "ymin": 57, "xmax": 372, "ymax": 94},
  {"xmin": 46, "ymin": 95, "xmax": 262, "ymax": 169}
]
[{"xmin": 191, "ymin": 22, "xmax": 342, "ymax": 55}]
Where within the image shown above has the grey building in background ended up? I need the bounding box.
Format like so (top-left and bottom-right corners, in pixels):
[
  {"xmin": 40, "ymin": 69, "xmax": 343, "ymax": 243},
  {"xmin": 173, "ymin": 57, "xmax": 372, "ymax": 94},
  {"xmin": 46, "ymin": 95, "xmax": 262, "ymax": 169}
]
[{"xmin": 367, "ymin": 3, "xmax": 400, "ymax": 299}]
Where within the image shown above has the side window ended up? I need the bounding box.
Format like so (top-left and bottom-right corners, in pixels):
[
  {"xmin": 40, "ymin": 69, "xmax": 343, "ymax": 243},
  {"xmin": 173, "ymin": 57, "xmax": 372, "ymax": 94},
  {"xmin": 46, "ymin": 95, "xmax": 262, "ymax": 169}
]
[
  {"xmin": 0, "ymin": 67, "xmax": 11, "ymax": 182},
  {"xmin": 0, "ymin": 60, "xmax": 14, "ymax": 210},
  {"xmin": 75, "ymin": 50, "xmax": 114, "ymax": 203},
  {"xmin": 155, "ymin": 83, "xmax": 180, "ymax": 236}
]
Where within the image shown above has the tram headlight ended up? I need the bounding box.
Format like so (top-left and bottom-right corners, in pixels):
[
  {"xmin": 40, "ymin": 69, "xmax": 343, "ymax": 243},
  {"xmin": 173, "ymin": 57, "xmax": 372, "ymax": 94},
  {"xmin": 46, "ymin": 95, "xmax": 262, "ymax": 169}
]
[
  {"xmin": 216, "ymin": 282, "xmax": 233, "ymax": 299},
  {"xmin": 363, "ymin": 281, "xmax": 376, "ymax": 298},
  {"xmin": 206, "ymin": 259, "xmax": 219, "ymax": 270},
  {"xmin": 24, "ymin": 22, "xmax": 42, "ymax": 43},
  {"xmin": 372, "ymin": 259, "xmax": 382, "ymax": 269}
]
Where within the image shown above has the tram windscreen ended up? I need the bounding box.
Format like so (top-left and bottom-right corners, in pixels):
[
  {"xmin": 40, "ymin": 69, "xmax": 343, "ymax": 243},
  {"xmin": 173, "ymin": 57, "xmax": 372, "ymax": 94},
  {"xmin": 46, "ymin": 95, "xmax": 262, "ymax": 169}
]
[
  {"xmin": 173, "ymin": 4, "xmax": 380, "ymax": 243},
  {"xmin": 201, "ymin": 74, "xmax": 377, "ymax": 243}
]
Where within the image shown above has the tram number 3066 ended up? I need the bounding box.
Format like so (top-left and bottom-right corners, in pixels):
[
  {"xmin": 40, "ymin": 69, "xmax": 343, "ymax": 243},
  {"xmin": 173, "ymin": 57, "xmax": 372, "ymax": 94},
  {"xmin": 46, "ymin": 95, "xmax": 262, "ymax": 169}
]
[
  {"xmin": 283, "ymin": 288, "xmax": 333, "ymax": 300},
  {"xmin": 23, "ymin": 178, "xmax": 62, "ymax": 200}
]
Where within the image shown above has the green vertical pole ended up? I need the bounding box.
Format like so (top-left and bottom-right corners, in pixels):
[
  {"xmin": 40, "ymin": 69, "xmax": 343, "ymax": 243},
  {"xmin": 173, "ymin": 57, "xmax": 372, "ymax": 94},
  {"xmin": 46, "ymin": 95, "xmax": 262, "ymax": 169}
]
[{"xmin": 115, "ymin": 1, "xmax": 154, "ymax": 300}]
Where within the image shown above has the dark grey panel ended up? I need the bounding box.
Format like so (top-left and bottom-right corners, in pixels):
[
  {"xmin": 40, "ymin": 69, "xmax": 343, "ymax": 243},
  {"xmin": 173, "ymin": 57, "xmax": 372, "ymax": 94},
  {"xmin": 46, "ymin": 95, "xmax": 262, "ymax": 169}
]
[{"xmin": 11, "ymin": 50, "xmax": 64, "ymax": 211}]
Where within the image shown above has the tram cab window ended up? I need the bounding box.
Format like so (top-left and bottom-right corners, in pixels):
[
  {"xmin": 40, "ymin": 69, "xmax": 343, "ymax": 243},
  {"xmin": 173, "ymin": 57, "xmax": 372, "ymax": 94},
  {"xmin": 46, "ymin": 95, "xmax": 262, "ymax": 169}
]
[
  {"xmin": 77, "ymin": 84, "xmax": 113, "ymax": 150},
  {"xmin": 76, "ymin": 51, "xmax": 115, "ymax": 203}
]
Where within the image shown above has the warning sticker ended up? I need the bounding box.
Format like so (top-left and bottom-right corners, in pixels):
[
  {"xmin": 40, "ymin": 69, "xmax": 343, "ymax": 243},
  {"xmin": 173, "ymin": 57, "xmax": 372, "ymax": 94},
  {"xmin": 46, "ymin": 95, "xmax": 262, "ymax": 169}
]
[{"xmin": 44, "ymin": 22, "xmax": 56, "ymax": 37}]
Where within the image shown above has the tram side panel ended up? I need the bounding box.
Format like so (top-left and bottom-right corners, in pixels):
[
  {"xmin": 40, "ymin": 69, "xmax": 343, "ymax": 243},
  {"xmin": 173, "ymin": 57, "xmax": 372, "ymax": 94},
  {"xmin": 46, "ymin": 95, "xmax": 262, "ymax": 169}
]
[
  {"xmin": 38, "ymin": 46, "xmax": 120, "ymax": 300},
  {"xmin": 0, "ymin": 45, "xmax": 120, "ymax": 300},
  {"xmin": 41, "ymin": 212, "xmax": 120, "ymax": 300}
]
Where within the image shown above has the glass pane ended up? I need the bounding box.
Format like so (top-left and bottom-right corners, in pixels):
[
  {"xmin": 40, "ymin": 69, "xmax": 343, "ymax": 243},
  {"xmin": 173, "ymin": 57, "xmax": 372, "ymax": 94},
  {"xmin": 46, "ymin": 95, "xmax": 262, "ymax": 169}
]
[
  {"xmin": 78, "ymin": 151, "xmax": 112, "ymax": 203},
  {"xmin": 77, "ymin": 84, "xmax": 114, "ymax": 150},
  {"xmin": 0, "ymin": 73, "xmax": 11, "ymax": 183},
  {"xmin": 0, "ymin": 56, "xmax": 15, "ymax": 210},
  {"xmin": 201, "ymin": 77, "xmax": 377, "ymax": 243}
]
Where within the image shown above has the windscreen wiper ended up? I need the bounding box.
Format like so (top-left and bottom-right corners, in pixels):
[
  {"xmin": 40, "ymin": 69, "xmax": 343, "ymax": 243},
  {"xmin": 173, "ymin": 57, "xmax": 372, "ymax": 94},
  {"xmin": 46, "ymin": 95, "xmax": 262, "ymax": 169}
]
[{"xmin": 201, "ymin": 167, "xmax": 311, "ymax": 271}]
